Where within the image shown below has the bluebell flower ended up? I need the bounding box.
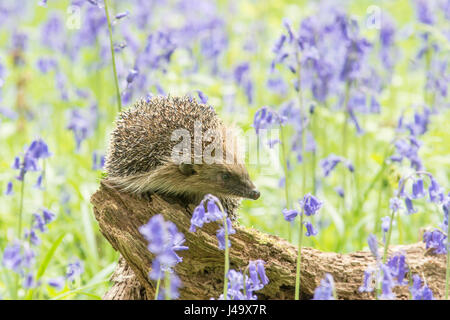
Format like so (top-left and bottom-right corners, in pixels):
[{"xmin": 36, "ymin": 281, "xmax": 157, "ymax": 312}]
[
  {"xmin": 389, "ymin": 196, "xmax": 402, "ymax": 213},
  {"xmin": 115, "ymin": 11, "xmax": 129, "ymax": 20},
  {"xmin": 92, "ymin": 151, "xmax": 105, "ymax": 170},
  {"xmin": 219, "ymin": 269, "xmax": 246, "ymax": 300},
  {"xmin": 218, "ymin": 260, "xmax": 269, "ymax": 300},
  {"xmin": 24, "ymin": 229, "xmax": 40, "ymax": 246},
  {"xmin": 386, "ymin": 254, "xmax": 408, "ymax": 285},
  {"xmin": 126, "ymin": 68, "xmax": 139, "ymax": 84},
  {"xmin": 367, "ymin": 234, "xmax": 379, "ymax": 260},
  {"xmin": 378, "ymin": 264, "xmax": 395, "ymax": 300},
  {"xmin": 304, "ymin": 222, "xmax": 318, "ymax": 237},
  {"xmin": 253, "ymin": 106, "xmax": 285, "ymax": 135},
  {"xmin": 312, "ymin": 274, "xmax": 335, "ymax": 300},
  {"xmin": 156, "ymin": 273, "xmax": 182, "ymax": 300},
  {"xmin": 48, "ymin": 277, "xmax": 65, "ymax": 290},
  {"xmin": 410, "ymin": 275, "xmax": 433, "ymax": 300},
  {"xmin": 189, "ymin": 194, "xmax": 224, "ymax": 232},
  {"xmin": 2, "ymin": 241, "xmax": 35, "ymax": 274},
  {"xmin": 33, "ymin": 175, "xmax": 44, "ymax": 190},
  {"xmin": 320, "ymin": 154, "xmax": 353, "ymax": 177},
  {"xmin": 299, "ymin": 193, "xmax": 323, "ymax": 216},
  {"xmin": 282, "ymin": 208, "xmax": 298, "ymax": 222},
  {"xmin": 4, "ymin": 181, "xmax": 13, "ymax": 196},
  {"xmin": 428, "ymin": 178, "xmax": 444, "ymax": 204},
  {"xmin": 414, "ymin": 0, "xmax": 435, "ymax": 25},
  {"xmin": 233, "ymin": 62, "xmax": 254, "ymax": 104},
  {"xmin": 140, "ymin": 214, "xmax": 188, "ymax": 280},
  {"xmin": 381, "ymin": 216, "xmax": 390, "ymax": 243},
  {"xmin": 33, "ymin": 213, "xmax": 46, "ymax": 233},
  {"xmin": 42, "ymin": 208, "xmax": 55, "ymax": 224},
  {"xmin": 66, "ymin": 106, "xmax": 98, "ymax": 152},
  {"xmin": 404, "ymin": 197, "xmax": 418, "ymax": 215},
  {"xmin": 359, "ymin": 268, "xmax": 375, "ymax": 293},
  {"xmin": 216, "ymin": 218, "xmax": 236, "ymax": 250},
  {"xmin": 23, "ymin": 273, "xmax": 36, "ymax": 289},
  {"xmin": 66, "ymin": 259, "xmax": 84, "ymax": 281},
  {"xmin": 335, "ymin": 187, "xmax": 345, "ymax": 198},
  {"xmin": 390, "ymin": 137, "xmax": 423, "ymax": 171},
  {"xmin": 423, "ymin": 229, "xmax": 447, "ymax": 254},
  {"xmin": 412, "ymin": 178, "xmax": 426, "ymax": 199},
  {"xmin": 248, "ymin": 260, "xmax": 269, "ymax": 291},
  {"xmin": 36, "ymin": 58, "xmax": 58, "ymax": 74},
  {"xmin": 12, "ymin": 139, "xmax": 52, "ymax": 181}
]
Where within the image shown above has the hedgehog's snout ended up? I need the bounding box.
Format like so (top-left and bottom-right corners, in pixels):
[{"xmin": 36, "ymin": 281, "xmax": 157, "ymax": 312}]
[{"xmin": 248, "ymin": 189, "xmax": 260, "ymax": 200}]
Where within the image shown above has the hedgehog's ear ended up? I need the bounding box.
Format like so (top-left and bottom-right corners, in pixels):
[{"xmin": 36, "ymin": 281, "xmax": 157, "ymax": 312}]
[{"xmin": 179, "ymin": 163, "xmax": 196, "ymax": 176}]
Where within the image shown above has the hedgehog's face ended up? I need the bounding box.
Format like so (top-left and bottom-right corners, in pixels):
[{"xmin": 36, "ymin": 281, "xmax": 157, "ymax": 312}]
[{"xmin": 179, "ymin": 163, "xmax": 260, "ymax": 200}]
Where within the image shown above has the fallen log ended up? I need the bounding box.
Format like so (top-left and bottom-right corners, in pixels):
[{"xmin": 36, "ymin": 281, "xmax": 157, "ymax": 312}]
[{"xmin": 90, "ymin": 182, "xmax": 447, "ymax": 300}]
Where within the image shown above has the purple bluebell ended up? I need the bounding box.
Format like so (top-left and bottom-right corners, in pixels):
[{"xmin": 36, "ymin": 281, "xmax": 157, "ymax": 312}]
[
  {"xmin": 24, "ymin": 229, "xmax": 40, "ymax": 246},
  {"xmin": 37, "ymin": 58, "xmax": 58, "ymax": 74},
  {"xmin": 2, "ymin": 241, "xmax": 35, "ymax": 274},
  {"xmin": 156, "ymin": 273, "xmax": 182, "ymax": 300},
  {"xmin": 216, "ymin": 218, "xmax": 236, "ymax": 250},
  {"xmin": 282, "ymin": 208, "xmax": 298, "ymax": 222},
  {"xmin": 404, "ymin": 197, "xmax": 418, "ymax": 215},
  {"xmin": 4, "ymin": 181, "xmax": 13, "ymax": 196},
  {"xmin": 66, "ymin": 259, "xmax": 84, "ymax": 281},
  {"xmin": 219, "ymin": 260, "xmax": 269, "ymax": 300},
  {"xmin": 304, "ymin": 222, "xmax": 318, "ymax": 237},
  {"xmin": 219, "ymin": 269, "xmax": 246, "ymax": 300},
  {"xmin": 299, "ymin": 193, "xmax": 323, "ymax": 216},
  {"xmin": 33, "ymin": 213, "xmax": 46, "ymax": 233},
  {"xmin": 320, "ymin": 154, "xmax": 353, "ymax": 177},
  {"xmin": 126, "ymin": 68, "xmax": 139, "ymax": 84},
  {"xmin": 42, "ymin": 208, "xmax": 55, "ymax": 224},
  {"xmin": 367, "ymin": 234, "xmax": 379, "ymax": 260},
  {"xmin": 414, "ymin": 0, "xmax": 435, "ymax": 25},
  {"xmin": 428, "ymin": 178, "xmax": 444, "ymax": 204},
  {"xmin": 410, "ymin": 274, "xmax": 433, "ymax": 300},
  {"xmin": 48, "ymin": 277, "xmax": 65, "ymax": 290},
  {"xmin": 92, "ymin": 151, "xmax": 105, "ymax": 170},
  {"xmin": 379, "ymin": 264, "xmax": 395, "ymax": 300},
  {"xmin": 412, "ymin": 178, "xmax": 426, "ymax": 199},
  {"xmin": 34, "ymin": 175, "xmax": 43, "ymax": 190},
  {"xmin": 233, "ymin": 62, "xmax": 254, "ymax": 104},
  {"xmin": 389, "ymin": 197, "xmax": 403, "ymax": 213},
  {"xmin": 359, "ymin": 268, "xmax": 375, "ymax": 293},
  {"xmin": 381, "ymin": 216, "xmax": 390, "ymax": 240},
  {"xmin": 386, "ymin": 254, "xmax": 408, "ymax": 285},
  {"xmin": 23, "ymin": 273, "xmax": 35, "ymax": 289},
  {"xmin": 196, "ymin": 90, "xmax": 209, "ymax": 104},
  {"xmin": 248, "ymin": 260, "xmax": 269, "ymax": 291},
  {"xmin": 312, "ymin": 274, "xmax": 335, "ymax": 300},
  {"xmin": 423, "ymin": 229, "xmax": 447, "ymax": 254},
  {"xmin": 115, "ymin": 11, "xmax": 129, "ymax": 20},
  {"xmin": 189, "ymin": 194, "xmax": 224, "ymax": 232},
  {"xmin": 253, "ymin": 106, "xmax": 285, "ymax": 135},
  {"xmin": 66, "ymin": 106, "xmax": 98, "ymax": 151},
  {"xmin": 140, "ymin": 214, "xmax": 188, "ymax": 278},
  {"xmin": 335, "ymin": 186, "xmax": 345, "ymax": 198},
  {"xmin": 40, "ymin": 14, "xmax": 64, "ymax": 51},
  {"xmin": 12, "ymin": 139, "xmax": 52, "ymax": 181}
]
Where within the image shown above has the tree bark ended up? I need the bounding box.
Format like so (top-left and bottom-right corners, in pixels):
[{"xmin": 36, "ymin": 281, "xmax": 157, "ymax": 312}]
[{"xmin": 91, "ymin": 182, "xmax": 447, "ymax": 300}]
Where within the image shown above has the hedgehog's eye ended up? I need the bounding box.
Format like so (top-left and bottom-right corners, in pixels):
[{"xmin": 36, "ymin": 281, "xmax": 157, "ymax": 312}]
[{"xmin": 222, "ymin": 173, "xmax": 231, "ymax": 181}]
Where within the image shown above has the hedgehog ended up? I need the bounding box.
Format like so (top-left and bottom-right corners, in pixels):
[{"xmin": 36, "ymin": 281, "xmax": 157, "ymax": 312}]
[{"xmin": 104, "ymin": 95, "xmax": 260, "ymax": 218}]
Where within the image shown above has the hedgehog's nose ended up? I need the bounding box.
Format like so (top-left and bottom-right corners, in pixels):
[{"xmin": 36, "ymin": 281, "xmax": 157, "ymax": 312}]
[{"xmin": 249, "ymin": 189, "xmax": 260, "ymax": 200}]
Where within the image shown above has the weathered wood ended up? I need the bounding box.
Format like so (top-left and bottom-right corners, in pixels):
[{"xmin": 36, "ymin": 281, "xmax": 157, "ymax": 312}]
[{"xmin": 91, "ymin": 182, "xmax": 447, "ymax": 300}]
